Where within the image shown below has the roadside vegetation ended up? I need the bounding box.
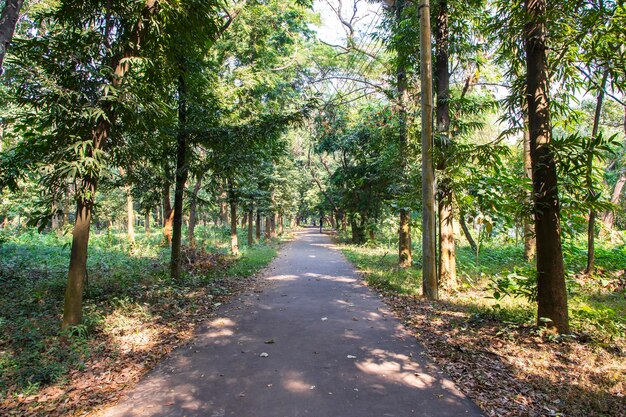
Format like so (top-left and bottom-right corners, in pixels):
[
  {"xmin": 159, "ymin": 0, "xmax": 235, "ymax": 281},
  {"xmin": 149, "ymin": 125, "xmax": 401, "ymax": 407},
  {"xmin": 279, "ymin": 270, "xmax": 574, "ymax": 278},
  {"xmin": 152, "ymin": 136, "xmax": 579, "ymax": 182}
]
[
  {"xmin": 0, "ymin": 225, "xmax": 281, "ymax": 416},
  {"xmin": 339, "ymin": 232, "xmax": 626, "ymax": 416}
]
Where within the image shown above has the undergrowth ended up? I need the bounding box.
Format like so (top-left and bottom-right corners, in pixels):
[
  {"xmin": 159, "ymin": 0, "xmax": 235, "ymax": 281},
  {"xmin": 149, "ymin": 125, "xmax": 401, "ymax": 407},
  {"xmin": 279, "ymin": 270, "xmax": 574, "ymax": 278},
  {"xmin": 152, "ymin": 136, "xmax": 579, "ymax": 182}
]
[{"xmin": 0, "ymin": 225, "xmax": 279, "ymax": 399}]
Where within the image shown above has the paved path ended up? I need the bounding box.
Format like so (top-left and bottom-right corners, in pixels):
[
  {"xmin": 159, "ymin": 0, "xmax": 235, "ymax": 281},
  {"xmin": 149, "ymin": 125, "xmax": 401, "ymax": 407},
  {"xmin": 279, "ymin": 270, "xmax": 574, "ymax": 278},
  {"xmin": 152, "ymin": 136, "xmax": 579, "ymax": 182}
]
[{"xmin": 101, "ymin": 229, "xmax": 482, "ymax": 417}]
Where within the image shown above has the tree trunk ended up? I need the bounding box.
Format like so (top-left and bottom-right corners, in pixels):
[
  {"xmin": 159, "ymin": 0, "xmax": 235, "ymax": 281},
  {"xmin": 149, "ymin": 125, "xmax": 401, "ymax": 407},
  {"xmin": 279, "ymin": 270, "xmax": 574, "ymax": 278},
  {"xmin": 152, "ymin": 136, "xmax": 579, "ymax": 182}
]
[
  {"xmin": 585, "ymin": 69, "xmax": 608, "ymax": 274},
  {"xmin": 62, "ymin": 0, "xmax": 158, "ymax": 329},
  {"xmin": 523, "ymin": 114, "xmax": 536, "ymax": 261},
  {"xmin": 0, "ymin": 0, "xmax": 24, "ymax": 73},
  {"xmin": 256, "ymin": 211, "xmax": 261, "ymax": 241},
  {"xmin": 265, "ymin": 215, "xmax": 271, "ymax": 239},
  {"xmin": 62, "ymin": 178, "xmax": 96, "ymax": 329},
  {"xmin": 435, "ymin": 0, "xmax": 456, "ymax": 289},
  {"xmin": 247, "ymin": 209, "xmax": 254, "ymax": 246},
  {"xmin": 170, "ymin": 69, "xmax": 189, "ymax": 281},
  {"xmin": 395, "ymin": 0, "xmax": 412, "ymax": 269},
  {"xmin": 438, "ymin": 188, "xmax": 456, "ymax": 289},
  {"xmin": 419, "ymin": 0, "xmax": 437, "ymax": 300},
  {"xmin": 145, "ymin": 210, "xmax": 150, "ymax": 234},
  {"xmin": 270, "ymin": 213, "xmax": 277, "ymax": 238},
  {"xmin": 278, "ymin": 212, "xmax": 284, "ymax": 235},
  {"xmin": 525, "ymin": 0, "xmax": 569, "ymax": 333},
  {"xmin": 188, "ymin": 177, "xmax": 202, "ymax": 248},
  {"xmin": 230, "ymin": 199, "xmax": 238, "ymax": 256},
  {"xmin": 126, "ymin": 185, "xmax": 135, "ymax": 244},
  {"xmin": 399, "ymin": 210, "xmax": 411, "ymax": 267}
]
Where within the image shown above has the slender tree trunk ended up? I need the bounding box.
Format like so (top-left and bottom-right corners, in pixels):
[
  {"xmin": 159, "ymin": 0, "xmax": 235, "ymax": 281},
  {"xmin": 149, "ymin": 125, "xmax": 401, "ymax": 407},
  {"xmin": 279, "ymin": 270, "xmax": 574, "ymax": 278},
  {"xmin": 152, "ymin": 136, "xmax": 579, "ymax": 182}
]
[
  {"xmin": 419, "ymin": 0, "xmax": 437, "ymax": 300},
  {"xmin": 523, "ymin": 114, "xmax": 536, "ymax": 261},
  {"xmin": 0, "ymin": 0, "xmax": 24, "ymax": 73},
  {"xmin": 525, "ymin": 0, "xmax": 569, "ymax": 333},
  {"xmin": 256, "ymin": 211, "xmax": 261, "ymax": 241},
  {"xmin": 396, "ymin": 0, "xmax": 412, "ymax": 269},
  {"xmin": 265, "ymin": 214, "xmax": 271, "ymax": 239},
  {"xmin": 247, "ymin": 209, "xmax": 254, "ymax": 245},
  {"xmin": 230, "ymin": 199, "xmax": 238, "ymax": 256},
  {"xmin": 585, "ymin": 69, "xmax": 608, "ymax": 274},
  {"xmin": 145, "ymin": 210, "xmax": 150, "ymax": 234},
  {"xmin": 126, "ymin": 185, "xmax": 135, "ymax": 244},
  {"xmin": 278, "ymin": 212, "xmax": 284, "ymax": 235},
  {"xmin": 435, "ymin": 0, "xmax": 456, "ymax": 289},
  {"xmin": 341, "ymin": 211, "xmax": 347, "ymax": 232},
  {"xmin": 188, "ymin": 177, "xmax": 202, "ymax": 248},
  {"xmin": 51, "ymin": 200, "xmax": 59, "ymax": 230},
  {"xmin": 62, "ymin": 178, "xmax": 96, "ymax": 329},
  {"xmin": 170, "ymin": 69, "xmax": 189, "ymax": 281},
  {"xmin": 270, "ymin": 213, "xmax": 277, "ymax": 238}
]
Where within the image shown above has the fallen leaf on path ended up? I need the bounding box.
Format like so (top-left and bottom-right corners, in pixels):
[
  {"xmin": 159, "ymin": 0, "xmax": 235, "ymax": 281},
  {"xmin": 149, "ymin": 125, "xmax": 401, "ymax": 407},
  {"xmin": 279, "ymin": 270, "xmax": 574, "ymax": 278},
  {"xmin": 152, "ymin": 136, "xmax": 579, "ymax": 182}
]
[{"xmin": 259, "ymin": 352, "xmax": 269, "ymax": 358}]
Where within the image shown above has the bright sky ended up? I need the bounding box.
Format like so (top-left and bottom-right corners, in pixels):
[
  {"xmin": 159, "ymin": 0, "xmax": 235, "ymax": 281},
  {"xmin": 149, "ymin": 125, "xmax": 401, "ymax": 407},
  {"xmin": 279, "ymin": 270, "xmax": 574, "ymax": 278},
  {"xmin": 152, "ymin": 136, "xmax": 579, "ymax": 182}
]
[{"xmin": 312, "ymin": 0, "xmax": 381, "ymax": 46}]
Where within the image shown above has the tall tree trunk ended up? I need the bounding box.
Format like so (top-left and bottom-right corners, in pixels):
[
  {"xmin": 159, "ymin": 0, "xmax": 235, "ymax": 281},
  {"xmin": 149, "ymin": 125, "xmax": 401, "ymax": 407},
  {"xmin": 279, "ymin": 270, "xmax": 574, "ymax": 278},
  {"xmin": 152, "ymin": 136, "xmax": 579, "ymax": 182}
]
[
  {"xmin": 435, "ymin": 0, "xmax": 456, "ymax": 289},
  {"xmin": 396, "ymin": 0, "xmax": 412, "ymax": 269},
  {"xmin": 170, "ymin": 69, "xmax": 189, "ymax": 281},
  {"xmin": 0, "ymin": 0, "xmax": 24, "ymax": 73},
  {"xmin": 188, "ymin": 177, "xmax": 202, "ymax": 248},
  {"xmin": 523, "ymin": 114, "xmax": 536, "ymax": 261},
  {"xmin": 265, "ymin": 214, "xmax": 271, "ymax": 239},
  {"xmin": 585, "ymin": 69, "xmax": 609, "ymax": 274},
  {"xmin": 525, "ymin": 0, "xmax": 569, "ymax": 333},
  {"xmin": 144, "ymin": 210, "xmax": 150, "ymax": 234},
  {"xmin": 278, "ymin": 212, "xmax": 284, "ymax": 235},
  {"xmin": 247, "ymin": 209, "xmax": 254, "ymax": 245},
  {"xmin": 230, "ymin": 199, "xmax": 238, "ymax": 256},
  {"xmin": 125, "ymin": 185, "xmax": 135, "ymax": 244},
  {"xmin": 270, "ymin": 213, "xmax": 277, "ymax": 238},
  {"xmin": 419, "ymin": 0, "xmax": 437, "ymax": 300},
  {"xmin": 62, "ymin": 0, "xmax": 158, "ymax": 329},
  {"xmin": 256, "ymin": 211, "xmax": 261, "ymax": 241}
]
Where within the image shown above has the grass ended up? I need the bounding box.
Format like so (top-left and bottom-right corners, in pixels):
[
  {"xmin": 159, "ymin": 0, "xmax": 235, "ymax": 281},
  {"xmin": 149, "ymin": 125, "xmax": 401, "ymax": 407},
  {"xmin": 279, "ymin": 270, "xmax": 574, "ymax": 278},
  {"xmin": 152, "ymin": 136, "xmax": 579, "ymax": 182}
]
[
  {"xmin": 0, "ymin": 224, "xmax": 280, "ymax": 406},
  {"xmin": 338, "ymin": 233, "xmax": 626, "ymax": 342}
]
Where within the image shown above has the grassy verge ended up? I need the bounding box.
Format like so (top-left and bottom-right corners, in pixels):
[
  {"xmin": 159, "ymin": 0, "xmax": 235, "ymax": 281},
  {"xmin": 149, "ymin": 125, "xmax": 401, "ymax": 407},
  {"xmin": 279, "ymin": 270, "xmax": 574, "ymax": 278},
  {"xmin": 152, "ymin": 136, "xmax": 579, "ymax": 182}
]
[
  {"xmin": 338, "ymin": 237, "xmax": 626, "ymax": 417},
  {"xmin": 0, "ymin": 225, "xmax": 281, "ymax": 416}
]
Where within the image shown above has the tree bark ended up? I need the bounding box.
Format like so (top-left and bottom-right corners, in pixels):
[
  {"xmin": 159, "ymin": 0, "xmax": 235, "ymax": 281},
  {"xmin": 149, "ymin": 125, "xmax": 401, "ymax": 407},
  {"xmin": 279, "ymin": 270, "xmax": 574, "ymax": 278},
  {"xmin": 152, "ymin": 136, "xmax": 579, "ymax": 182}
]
[
  {"xmin": 188, "ymin": 177, "xmax": 202, "ymax": 248},
  {"xmin": 144, "ymin": 210, "xmax": 150, "ymax": 234},
  {"xmin": 419, "ymin": 0, "xmax": 438, "ymax": 300},
  {"xmin": 585, "ymin": 69, "xmax": 608, "ymax": 274},
  {"xmin": 265, "ymin": 214, "xmax": 271, "ymax": 239},
  {"xmin": 170, "ymin": 69, "xmax": 189, "ymax": 281},
  {"xmin": 62, "ymin": 0, "xmax": 158, "ymax": 329},
  {"xmin": 525, "ymin": 0, "xmax": 569, "ymax": 333},
  {"xmin": 523, "ymin": 113, "xmax": 536, "ymax": 261},
  {"xmin": 0, "ymin": 0, "xmax": 24, "ymax": 73},
  {"xmin": 270, "ymin": 212, "xmax": 277, "ymax": 238},
  {"xmin": 435, "ymin": 0, "xmax": 456, "ymax": 289},
  {"xmin": 256, "ymin": 211, "xmax": 261, "ymax": 241},
  {"xmin": 125, "ymin": 185, "xmax": 135, "ymax": 244},
  {"xmin": 247, "ymin": 209, "xmax": 254, "ymax": 245},
  {"xmin": 396, "ymin": 0, "xmax": 412, "ymax": 269},
  {"xmin": 230, "ymin": 199, "xmax": 238, "ymax": 255}
]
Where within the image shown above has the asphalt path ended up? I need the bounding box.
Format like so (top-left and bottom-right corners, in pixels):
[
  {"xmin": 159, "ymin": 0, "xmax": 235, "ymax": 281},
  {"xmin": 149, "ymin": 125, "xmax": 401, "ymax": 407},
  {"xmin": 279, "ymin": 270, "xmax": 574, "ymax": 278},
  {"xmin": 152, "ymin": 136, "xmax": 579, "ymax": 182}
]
[{"xmin": 100, "ymin": 228, "xmax": 483, "ymax": 417}]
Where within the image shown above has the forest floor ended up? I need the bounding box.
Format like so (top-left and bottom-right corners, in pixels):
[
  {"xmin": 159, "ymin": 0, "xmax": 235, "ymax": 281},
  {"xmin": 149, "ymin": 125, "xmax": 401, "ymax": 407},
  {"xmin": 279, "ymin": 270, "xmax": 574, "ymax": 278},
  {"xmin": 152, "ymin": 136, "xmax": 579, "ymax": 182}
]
[
  {"xmin": 0, "ymin": 226, "xmax": 281, "ymax": 417},
  {"xmin": 339, "ymin": 236, "xmax": 626, "ymax": 417}
]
